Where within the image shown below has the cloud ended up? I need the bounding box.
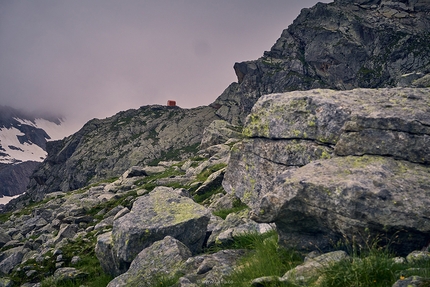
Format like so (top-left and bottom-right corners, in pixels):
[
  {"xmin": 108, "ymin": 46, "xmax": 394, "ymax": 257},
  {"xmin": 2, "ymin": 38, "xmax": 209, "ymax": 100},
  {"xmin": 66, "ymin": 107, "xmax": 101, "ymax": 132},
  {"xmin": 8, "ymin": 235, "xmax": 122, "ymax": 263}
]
[{"xmin": 0, "ymin": 0, "xmax": 330, "ymax": 134}]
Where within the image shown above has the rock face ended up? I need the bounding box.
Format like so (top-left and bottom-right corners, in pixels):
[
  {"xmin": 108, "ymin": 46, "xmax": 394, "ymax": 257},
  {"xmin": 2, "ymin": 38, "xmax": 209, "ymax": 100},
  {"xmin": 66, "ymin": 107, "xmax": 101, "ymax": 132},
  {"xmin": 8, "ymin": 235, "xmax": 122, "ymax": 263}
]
[
  {"xmin": 212, "ymin": 0, "xmax": 430, "ymax": 124},
  {"xmin": 96, "ymin": 186, "xmax": 211, "ymax": 276},
  {"xmin": 224, "ymin": 88, "xmax": 430, "ymax": 255},
  {"xmin": 27, "ymin": 105, "xmax": 219, "ymax": 200},
  {"xmin": 0, "ymin": 162, "xmax": 40, "ymax": 197}
]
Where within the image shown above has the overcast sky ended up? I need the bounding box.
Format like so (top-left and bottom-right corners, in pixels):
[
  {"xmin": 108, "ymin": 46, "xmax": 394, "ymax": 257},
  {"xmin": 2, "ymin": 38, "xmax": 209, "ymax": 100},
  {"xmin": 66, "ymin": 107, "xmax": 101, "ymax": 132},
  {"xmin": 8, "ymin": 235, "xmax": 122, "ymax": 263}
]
[{"xmin": 0, "ymin": 0, "xmax": 330, "ymax": 134}]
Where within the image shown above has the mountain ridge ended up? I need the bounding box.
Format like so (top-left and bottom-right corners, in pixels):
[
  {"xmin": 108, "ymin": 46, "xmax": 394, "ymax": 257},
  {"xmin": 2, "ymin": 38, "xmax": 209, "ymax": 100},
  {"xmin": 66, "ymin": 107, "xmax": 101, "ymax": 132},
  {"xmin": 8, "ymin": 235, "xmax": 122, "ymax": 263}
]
[{"xmin": 212, "ymin": 0, "xmax": 430, "ymax": 124}]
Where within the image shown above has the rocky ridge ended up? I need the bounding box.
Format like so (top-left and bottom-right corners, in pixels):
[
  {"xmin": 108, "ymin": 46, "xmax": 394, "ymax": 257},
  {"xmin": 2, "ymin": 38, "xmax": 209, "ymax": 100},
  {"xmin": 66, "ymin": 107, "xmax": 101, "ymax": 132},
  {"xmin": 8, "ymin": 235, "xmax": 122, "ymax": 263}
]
[
  {"xmin": 26, "ymin": 105, "xmax": 219, "ymax": 201},
  {"xmin": 212, "ymin": 0, "xmax": 430, "ymax": 124}
]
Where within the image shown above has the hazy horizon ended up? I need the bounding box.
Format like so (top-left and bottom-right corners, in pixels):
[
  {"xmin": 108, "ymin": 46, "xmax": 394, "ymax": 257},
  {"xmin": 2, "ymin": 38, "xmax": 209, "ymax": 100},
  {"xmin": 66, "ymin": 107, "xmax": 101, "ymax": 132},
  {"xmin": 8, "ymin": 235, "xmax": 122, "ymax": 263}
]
[{"xmin": 1, "ymin": 0, "xmax": 331, "ymax": 135}]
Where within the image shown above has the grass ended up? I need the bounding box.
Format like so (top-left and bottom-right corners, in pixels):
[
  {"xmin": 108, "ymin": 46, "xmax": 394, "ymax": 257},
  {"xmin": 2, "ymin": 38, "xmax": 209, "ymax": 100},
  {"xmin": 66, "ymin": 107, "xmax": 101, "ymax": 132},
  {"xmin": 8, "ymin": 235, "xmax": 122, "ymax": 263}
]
[
  {"xmin": 40, "ymin": 232, "xmax": 113, "ymax": 287},
  {"xmin": 195, "ymin": 163, "xmax": 227, "ymax": 182},
  {"xmin": 318, "ymin": 243, "xmax": 430, "ymax": 287},
  {"xmin": 133, "ymin": 167, "xmax": 185, "ymax": 191},
  {"xmin": 87, "ymin": 189, "xmax": 137, "ymax": 220},
  {"xmin": 212, "ymin": 197, "xmax": 248, "ymax": 219},
  {"xmin": 192, "ymin": 186, "xmax": 224, "ymax": 204},
  {"xmin": 214, "ymin": 232, "xmax": 430, "ymax": 287},
  {"xmin": 218, "ymin": 230, "xmax": 303, "ymax": 287},
  {"xmin": 318, "ymin": 247, "xmax": 399, "ymax": 287},
  {"xmin": 11, "ymin": 232, "xmax": 113, "ymax": 287}
]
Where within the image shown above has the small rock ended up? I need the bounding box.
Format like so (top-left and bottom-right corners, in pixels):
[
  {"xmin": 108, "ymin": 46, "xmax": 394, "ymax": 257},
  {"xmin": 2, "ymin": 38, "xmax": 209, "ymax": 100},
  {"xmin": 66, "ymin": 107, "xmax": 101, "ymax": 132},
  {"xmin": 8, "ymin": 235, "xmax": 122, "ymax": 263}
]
[
  {"xmin": 25, "ymin": 269, "xmax": 37, "ymax": 277},
  {"xmin": 71, "ymin": 256, "xmax": 81, "ymax": 265},
  {"xmin": 392, "ymin": 275, "xmax": 428, "ymax": 287},
  {"xmin": 53, "ymin": 267, "xmax": 88, "ymax": 283},
  {"xmin": 406, "ymin": 251, "xmax": 430, "ymax": 263}
]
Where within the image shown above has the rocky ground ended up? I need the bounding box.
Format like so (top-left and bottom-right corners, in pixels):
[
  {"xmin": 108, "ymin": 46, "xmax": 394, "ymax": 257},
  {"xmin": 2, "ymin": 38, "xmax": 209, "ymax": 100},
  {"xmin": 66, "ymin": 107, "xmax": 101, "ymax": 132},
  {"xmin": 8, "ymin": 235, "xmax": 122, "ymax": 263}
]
[{"xmin": 0, "ymin": 89, "xmax": 429, "ymax": 286}]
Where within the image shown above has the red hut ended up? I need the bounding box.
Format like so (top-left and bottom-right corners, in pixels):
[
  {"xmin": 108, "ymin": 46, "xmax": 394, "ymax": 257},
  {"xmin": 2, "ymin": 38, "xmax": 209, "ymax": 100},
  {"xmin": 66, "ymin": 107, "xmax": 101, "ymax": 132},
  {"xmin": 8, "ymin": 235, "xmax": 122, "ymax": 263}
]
[{"xmin": 167, "ymin": 100, "xmax": 176, "ymax": 107}]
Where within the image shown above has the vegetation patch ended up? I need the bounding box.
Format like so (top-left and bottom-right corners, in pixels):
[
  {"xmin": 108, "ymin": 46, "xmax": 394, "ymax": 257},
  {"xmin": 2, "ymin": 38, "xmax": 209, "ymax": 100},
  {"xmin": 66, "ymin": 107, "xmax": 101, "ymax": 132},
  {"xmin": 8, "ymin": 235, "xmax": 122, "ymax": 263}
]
[
  {"xmin": 212, "ymin": 198, "xmax": 248, "ymax": 219},
  {"xmin": 218, "ymin": 230, "xmax": 303, "ymax": 287}
]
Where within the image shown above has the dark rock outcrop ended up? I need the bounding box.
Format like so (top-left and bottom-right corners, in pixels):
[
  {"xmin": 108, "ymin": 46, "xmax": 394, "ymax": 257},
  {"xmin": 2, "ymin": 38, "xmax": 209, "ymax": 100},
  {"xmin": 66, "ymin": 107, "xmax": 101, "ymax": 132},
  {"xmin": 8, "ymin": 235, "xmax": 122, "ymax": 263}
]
[
  {"xmin": 0, "ymin": 162, "xmax": 40, "ymax": 197},
  {"xmin": 0, "ymin": 106, "xmax": 63, "ymax": 197},
  {"xmin": 212, "ymin": 0, "xmax": 430, "ymax": 124},
  {"xmin": 224, "ymin": 88, "xmax": 430, "ymax": 255}
]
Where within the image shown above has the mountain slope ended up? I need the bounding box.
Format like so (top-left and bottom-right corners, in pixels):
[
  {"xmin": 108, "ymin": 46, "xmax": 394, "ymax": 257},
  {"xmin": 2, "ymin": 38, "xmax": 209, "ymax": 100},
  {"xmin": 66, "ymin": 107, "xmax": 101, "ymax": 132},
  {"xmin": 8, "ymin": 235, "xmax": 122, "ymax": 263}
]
[
  {"xmin": 212, "ymin": 0, "xmax": 430, "ymax": 124},
  {"xmin": 27, "ymin": 105, "xmax": 219, "ymax": 200},
  {"xmin": 23, "ymin": 0, "xmax": 430, "ymax": 200}
]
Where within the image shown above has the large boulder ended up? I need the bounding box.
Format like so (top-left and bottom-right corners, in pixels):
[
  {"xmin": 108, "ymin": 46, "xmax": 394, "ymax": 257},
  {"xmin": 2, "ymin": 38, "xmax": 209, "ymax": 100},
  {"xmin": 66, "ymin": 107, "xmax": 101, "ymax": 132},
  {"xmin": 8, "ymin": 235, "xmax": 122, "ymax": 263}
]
[
  {"xmin": 224, "ymin": 88, "xmax": 430, "ymax": 255},
  {"xmin": 96, "ymin": 187, "xmax": 211, "ymax": 276},
  {"xmin": 107, "ymin": 236, "xmax": 192, "ymax": 287},
  {"xmin": 251, "ymin": 155, "xmax": 430, "ymax": 255},
  {"xmin": 225, "ymin": 88, "xmax": 430, "ymax": 209}
]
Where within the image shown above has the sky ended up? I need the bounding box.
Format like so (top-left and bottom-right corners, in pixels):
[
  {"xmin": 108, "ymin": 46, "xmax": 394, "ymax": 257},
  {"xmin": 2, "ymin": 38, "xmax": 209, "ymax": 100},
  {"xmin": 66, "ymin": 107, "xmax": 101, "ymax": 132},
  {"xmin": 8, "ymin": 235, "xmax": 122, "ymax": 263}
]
[{"xmin": 0, "ymin": 0, "xmax": 330, "ymax": 135}]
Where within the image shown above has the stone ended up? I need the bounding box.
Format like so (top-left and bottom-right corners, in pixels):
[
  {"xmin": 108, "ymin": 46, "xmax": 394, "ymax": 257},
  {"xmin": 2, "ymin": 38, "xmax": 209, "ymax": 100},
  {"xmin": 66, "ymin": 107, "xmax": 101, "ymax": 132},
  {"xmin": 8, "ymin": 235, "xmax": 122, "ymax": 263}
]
[
  {"xmin": 406, "ymin": 251, "xmax": 430, "ymax": 263},
  {"xmin": 207, "ymin": 212, "xmax": 272, "ymax": 247},
  {"xmin": 181, "ymin": 249, "xmax": 247, "ymax": 286},
  {"xmin": 194, "ymin": 168, "xmax": 226, "ymax": 196},
  {"xmin": 121, "ymin": 166, "xmax": 147, "ymax": 179},
  {"xmin": 94, "ymin": 216, "xmax": 114, "ymax": 231},
  {"xmin": 413, "ymin": 73, "xmax": 430, "ymax": 88},
  {"xmin": 0, "ymin": 247, "xmax": 28, "ymax": 275},
  {"xmin": 106, "ymin": 236, "xmax": 192, "ymax": 287},
  {"xmin": 113, "ymin": 207, "xmax": 130, "ymax": 221},
  {"xmin": 208, "ymin": 194, "xmax": 235, "ymax": 212},
  {"xmin": 251, "ymin": 156, "xmax": 430, "ymax": 255},
  {"xmin": 53, "ymin": 267, "xmax": 88, "ymax": 284},
  {"xmin": 97, "ymin": 187, "xmax": 211, "ymax": 276},
  {"xmin": 202, "ymin": 144, "xmax": 231, "ymax": 159},
  {"xmin": 52, "ymin": 224, "xmax": 78, "ymax": 244},
  {"xmin": 223, "ymin": 138, "xmax": 333, "ymax": 209},
  {"xmin": 0, "ymin": 278, "xmax": 13, "ymax": 287},
  {"xmin": 95, "ymin": 232, "xmax": 121, "ymax": 276},
  {"xmin": 200, "ymin": 120, "xmax": 242, "ymax": 149},
  {"xmin": 281, "ymin": 251, "xmax": 348, "ymax": 282},
  {"xmin": 392, "ymin": 276, "xmax": 429, "ymax": 287},
  {"xmin": 70, "ymin": 256, "xmax": 80, "ymax": 265}
]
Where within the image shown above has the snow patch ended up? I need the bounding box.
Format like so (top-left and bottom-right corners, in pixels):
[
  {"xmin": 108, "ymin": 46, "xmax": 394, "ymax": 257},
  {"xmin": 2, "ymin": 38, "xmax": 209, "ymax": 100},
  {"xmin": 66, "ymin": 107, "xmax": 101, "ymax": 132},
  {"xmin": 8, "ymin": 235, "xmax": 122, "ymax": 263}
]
[
  {"xmin": 0, "ymin": 194, "xmax": 21, "ymax": 205},
  {"xmin": 14, "ymin": 117, "xmax": 70, "ymax": 140},
  {"xmin": 0, "ymin": 127, "xmax": 46, "ymax": 164}
]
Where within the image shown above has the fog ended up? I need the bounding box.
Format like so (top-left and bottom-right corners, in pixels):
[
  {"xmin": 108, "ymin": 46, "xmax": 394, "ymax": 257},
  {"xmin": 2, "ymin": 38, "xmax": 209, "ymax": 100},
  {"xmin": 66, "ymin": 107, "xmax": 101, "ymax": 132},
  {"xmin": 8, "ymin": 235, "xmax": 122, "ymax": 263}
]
[{"xmin": 0, "ymin": 0, "xmax": 330, "ymax": 135}]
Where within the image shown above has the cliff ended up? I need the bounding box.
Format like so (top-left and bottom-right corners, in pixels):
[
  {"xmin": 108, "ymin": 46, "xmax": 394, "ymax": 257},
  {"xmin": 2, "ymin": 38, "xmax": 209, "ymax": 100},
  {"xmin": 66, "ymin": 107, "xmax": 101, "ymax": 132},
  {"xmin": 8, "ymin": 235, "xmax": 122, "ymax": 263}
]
[{"xmin": 212, "ymin": 0, "xmax": 430, "ymax": 124}]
